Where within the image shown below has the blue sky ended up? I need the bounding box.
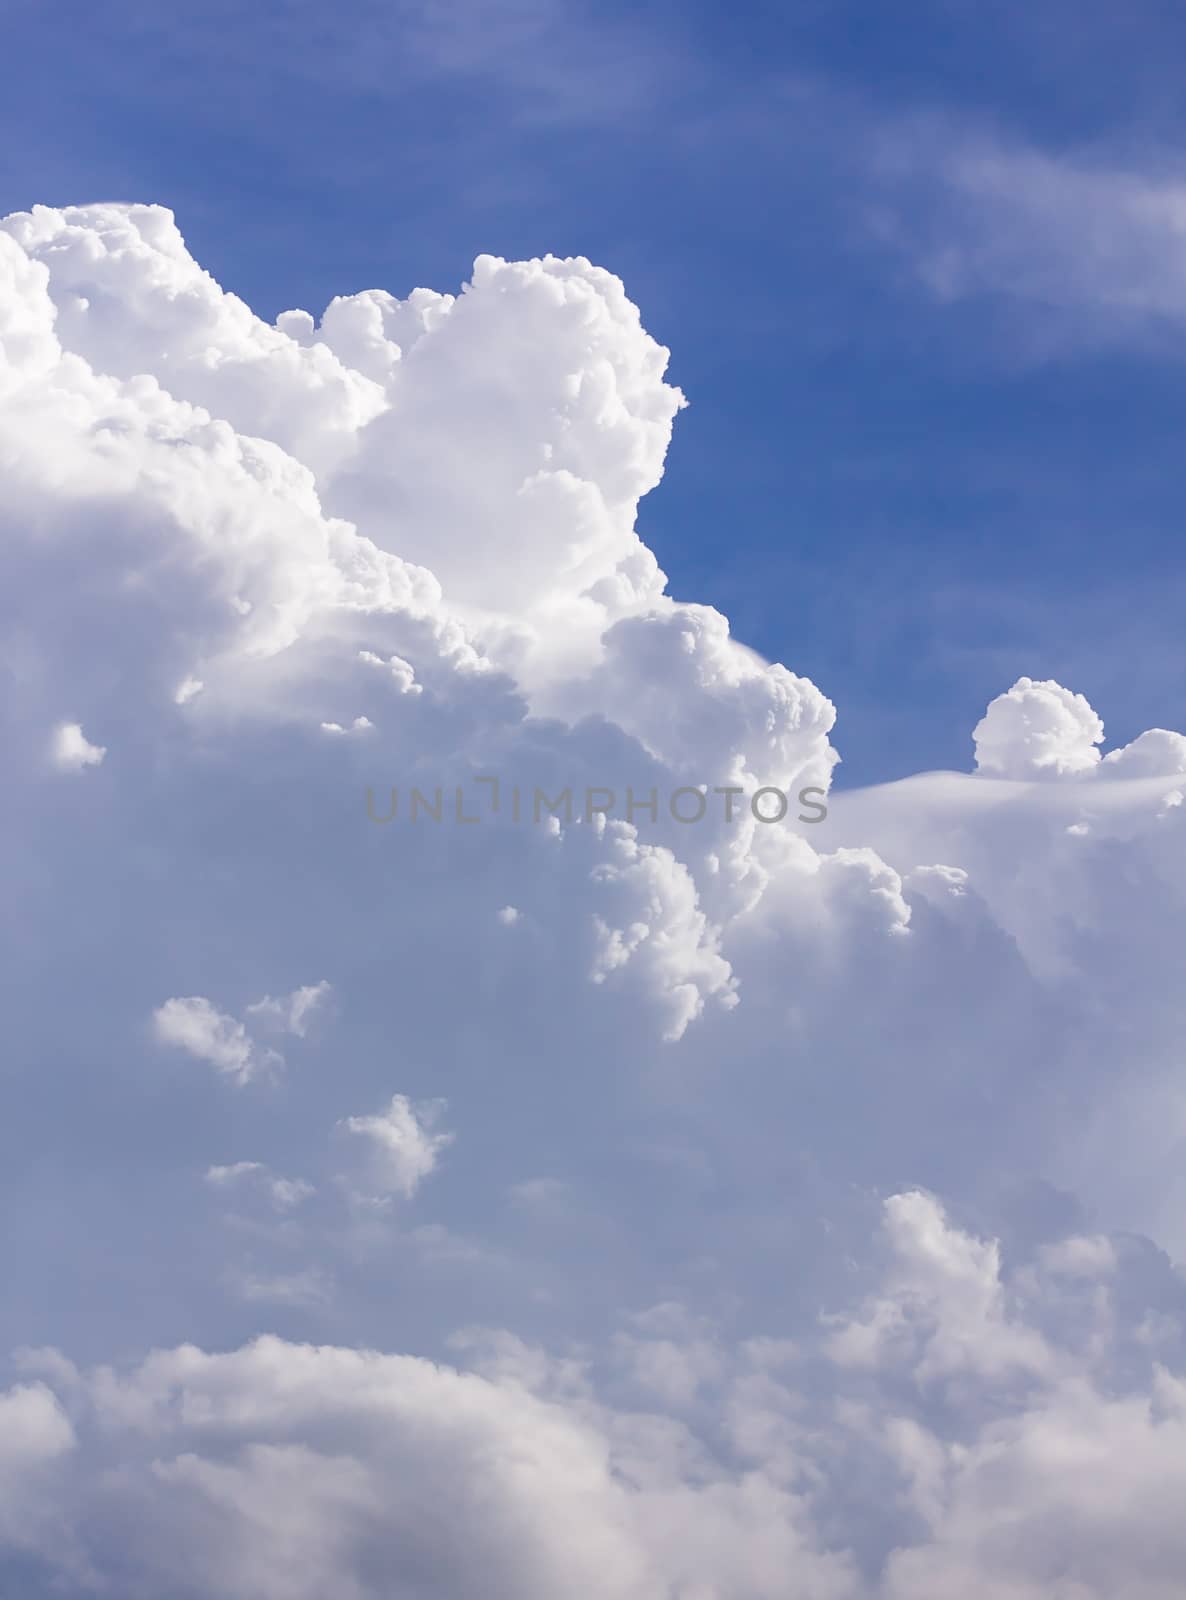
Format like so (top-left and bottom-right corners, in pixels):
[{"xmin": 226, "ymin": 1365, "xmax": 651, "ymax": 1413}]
[{"xmin": 6, "ymin": 0, "xmax": 1186, "ymax": 782}]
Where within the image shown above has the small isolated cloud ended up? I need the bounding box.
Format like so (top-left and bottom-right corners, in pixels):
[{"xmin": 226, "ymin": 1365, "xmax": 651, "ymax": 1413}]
[
  {"xmin": 174, "ymin": 675, "xmax": 203, "ymax": 705},
  {"xmin": 339, "ymin": 1094, "xmax": 453, "ymax": 1199},
  {"xmin": 205, "ymin": 1162, "xmax": 314, "ymax": 1211},
  {"xmin": 235, "ymin": 1269, "xmax": 331, "ymax": 1307},
  {"xmin": 245, "ymin": 979, "xmax": 333, "ymax": 1038},
  {"xmin": 508, "ymin": 1176, "xmax": 568, "ymax": 1209},
  {"xmin": 152, "ymin": 997, "xmax": 280, "ymax": 1085},
  {"xmin": 205, "ymin": 1160, "xmax": 266, "ymax": 1187},
  {"xmin": 973, "ymin": 676, "xmax": 1104, "ymax": 778},
  {"xmin": 50, "ymin": 720, "xmax": 105, "ymax": 771}
]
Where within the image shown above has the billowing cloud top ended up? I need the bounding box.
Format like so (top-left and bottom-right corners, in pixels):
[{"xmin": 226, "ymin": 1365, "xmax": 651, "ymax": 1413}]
[{"xmin": 3, "ymin": 202, "xmax": 1186, "ymax": 1598}]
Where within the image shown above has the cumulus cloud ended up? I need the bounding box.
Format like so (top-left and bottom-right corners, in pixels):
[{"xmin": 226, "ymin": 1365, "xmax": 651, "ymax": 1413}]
[
  {"xmin": 49, "ymin": 720, "xmax": 105, "ymax": 771},
  {"xmin": 154, "ymin": 982, "xmax": 331, "ymax": 1082},
  {"xmin": 153, "ymin": 997, "xmax": 277, "ymax": 1084},
  {"xmin": 0, "ymin": 1381, "xmax": 77, "ymax": 1562},
  {"xmin": 589, "ymin": 822, "xmax": 737, "ymax": 1040},
  {"xmin": 828, "ymin": 1189, "xmax": 1053, "ymax": 1383},
  {"xmin": 0, "ymin": 1331, "xmax": 860, "ymax": 1600},
  {"xmin": 6, "ymin": 200, "xmax": 1186, "ymax": 1597},
  {"xmin": 973, "ymin": 676, "xmax": 1104, "ymax": 778},
  {"xmin": 339, "ymin": 1094, "xmax": 453, "ymax": 1199},
  {"xmin": 1101, "ymin": 726, "xmax": 1186, "ymax": 778},
  {"xmin": 973, "ymin": 676, "xmax": 1186, "ymax": 791},
  {"xmin": 5, "ymin": 1202, "xmax": 1186, "ymax": 1599}
]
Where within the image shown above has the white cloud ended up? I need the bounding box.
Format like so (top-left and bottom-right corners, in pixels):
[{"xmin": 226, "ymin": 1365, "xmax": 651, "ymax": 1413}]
[
  {"xmin": 589, "ymin": 823, "xmax": 737, "ymax": 1041},
  {"xmin": 155, "ymin": 983, "xmax": 331, "ymax": 1083},
  {"xmin": 837, "ymin": 1206, "xmax": 1186, "ymax": 1600},
  {"xmin": 1038, "ymin": 1234, "xmax": 1117, "ymax": 1279},
  {"xmin": 205, "ymin": 1163, "xmax": 314, "ymax": 1211},
  {"xmin": 205, "ymin": 1160, "xmax": 266, "ymax": 1186},
  {"xmin": 7, "ymin": 199, "xmax": 1186, "ymax": 1597},
  {"xmin": 1101, "ymin": 726, "xmax": 1186, "ymax": 778},
  {"xmin": 0, "ymin": 1383, "xmax": 74, "ymax": 1469},
  {"xmin": 339, "ymin": 1094, "xmax": 453, "ymax": 1198},
  {"xmin": 6, "ymin": 1205, "xmax": 1186, "ymax": 1598},
  {"xmin": 0, "ymin": 1333, "xmax": 858, "ymax": 1600},
  {"xmin": 49, "ymin": 720, "xmax": 105, "ymax": 771},
  {"xmin": 245, "ymin": 979, "xmax": 333, "ymax": 1038},
  {"xmin": 359, "ymin": 649, "xmax": 422, "ymax": 695},
  {"xmin": 828, "ymin": 1190, "xmax": 1053, "ymax": 1385},
  {"xmin": 973, "ymin": 676, "xmax": 1103, "ymax": 778},
  {"xmin": 152, "ymin": 997, "xmax": 277, "ymax": 1084},
  {"xmin": 874, "ymin": 125, "xmax": 1186, "ymax": 348}
]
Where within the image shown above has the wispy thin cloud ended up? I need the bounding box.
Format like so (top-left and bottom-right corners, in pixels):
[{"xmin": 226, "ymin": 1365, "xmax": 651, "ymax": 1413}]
[{"xmin": 871, "ymin": 120, "xmax": 1186, "ymax": 349}]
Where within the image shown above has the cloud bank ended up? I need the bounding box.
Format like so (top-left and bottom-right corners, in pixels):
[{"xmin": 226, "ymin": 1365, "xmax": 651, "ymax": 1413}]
[{"xmin": 3, "ymin": 202, "xmax": 1186, "ymax": 1596}]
